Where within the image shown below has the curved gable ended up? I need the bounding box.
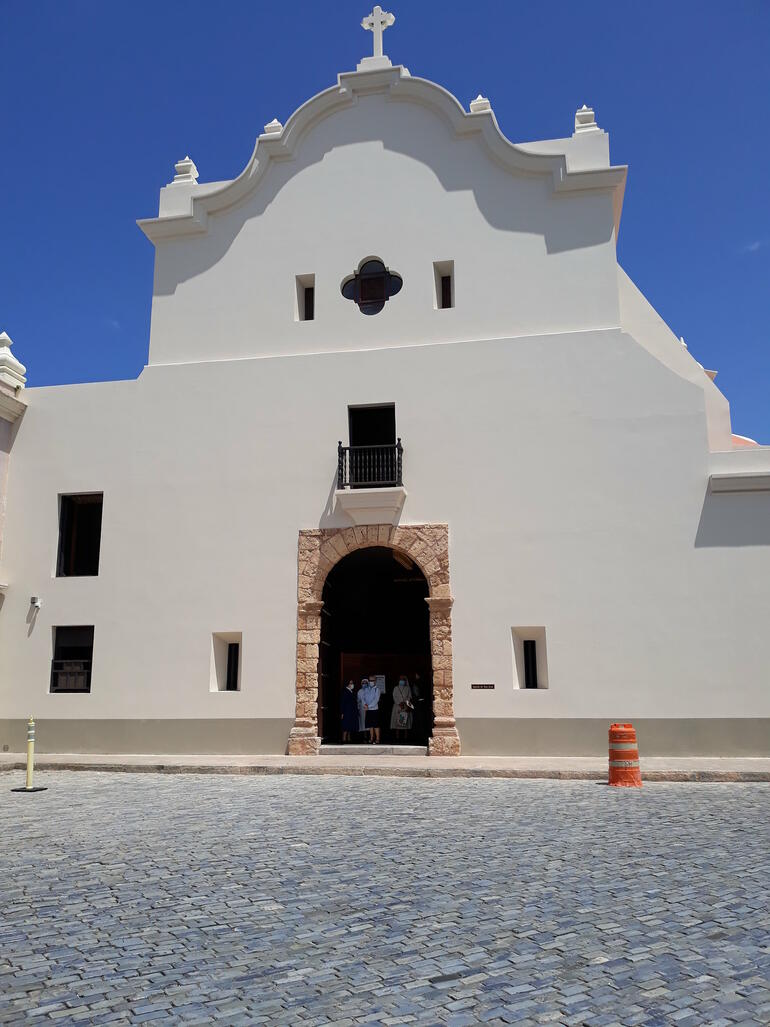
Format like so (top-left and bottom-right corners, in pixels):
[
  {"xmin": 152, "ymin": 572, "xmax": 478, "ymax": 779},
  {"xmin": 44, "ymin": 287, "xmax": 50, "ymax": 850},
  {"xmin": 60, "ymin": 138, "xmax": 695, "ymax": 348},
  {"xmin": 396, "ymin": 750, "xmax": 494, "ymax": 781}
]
[
  {"xmin": 138, "ymin": 66, "xmax": 626, "ymax": 244},
  {"xmin": 140, "ymin": 65, "xmax": 627, "ymax": 367}
]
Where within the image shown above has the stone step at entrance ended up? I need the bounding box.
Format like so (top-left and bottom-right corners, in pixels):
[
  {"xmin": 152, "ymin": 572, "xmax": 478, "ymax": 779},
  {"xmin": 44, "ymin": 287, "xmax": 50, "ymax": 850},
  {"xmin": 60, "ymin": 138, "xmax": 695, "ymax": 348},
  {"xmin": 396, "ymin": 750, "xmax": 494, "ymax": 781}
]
[{"xmin": 320, "ymin": 744, "xmax": 428, "ymax": 757}]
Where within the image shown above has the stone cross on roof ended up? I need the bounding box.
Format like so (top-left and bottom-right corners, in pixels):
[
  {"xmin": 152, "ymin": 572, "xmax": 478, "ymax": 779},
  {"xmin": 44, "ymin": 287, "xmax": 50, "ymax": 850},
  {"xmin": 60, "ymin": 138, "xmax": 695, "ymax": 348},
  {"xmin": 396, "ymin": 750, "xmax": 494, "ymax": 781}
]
[{"xmin": 361, "ymin": 5, "xmax": 395, "ymax": 59}]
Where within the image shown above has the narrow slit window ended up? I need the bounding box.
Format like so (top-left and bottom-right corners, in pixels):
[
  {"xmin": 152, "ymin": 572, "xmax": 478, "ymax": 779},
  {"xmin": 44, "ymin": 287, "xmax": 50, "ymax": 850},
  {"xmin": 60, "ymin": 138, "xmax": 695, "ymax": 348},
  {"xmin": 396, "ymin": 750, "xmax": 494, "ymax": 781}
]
[
  {"xmin": 295, "ymin": 274, "xmax": 316, "ymax": 321},
  {"xmin": 57, "ymin": 494, "xmax": 103, "ymax": 577},
  {"xmin": 512, "ymin": 627, "xmax": 548, "ymax": 689},
  {"xmin": 433, "ymin": 260, "xmax": 454, "ymax": 309},
  {"xmin": 211, "ymin": 632, "xmax": 242, "ymax": 691}
]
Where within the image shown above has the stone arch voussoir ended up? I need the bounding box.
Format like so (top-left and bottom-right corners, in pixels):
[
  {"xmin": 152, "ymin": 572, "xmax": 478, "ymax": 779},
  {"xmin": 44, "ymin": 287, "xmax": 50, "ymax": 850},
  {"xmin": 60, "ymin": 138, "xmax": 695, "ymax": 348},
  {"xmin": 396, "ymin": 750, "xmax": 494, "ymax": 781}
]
[{"xmin": 287, "ymin": 523, "xmax": 460, "ymax": 756}]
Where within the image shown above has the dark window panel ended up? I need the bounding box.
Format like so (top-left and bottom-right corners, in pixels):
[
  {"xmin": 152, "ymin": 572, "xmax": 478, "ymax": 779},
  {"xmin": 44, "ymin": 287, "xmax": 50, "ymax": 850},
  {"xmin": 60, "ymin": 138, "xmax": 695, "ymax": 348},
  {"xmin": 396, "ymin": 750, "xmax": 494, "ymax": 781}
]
[
  {"xmin": 341, "ymin": 259, "xmax": 402, "ymax": 315},
  {"xmin": 348, "ymin": 404, "xmax": 396, "ymax": 447},
  {"xmin": 523, "ymin": 639, "xmax": 538, "ymax": 689},
  {"xmin": 57, "ymin": 494, "xmax": 103, "ymax": 576},
  {"xmin": 226, "ymin": 642, "xmax": 240, "ymax": 691},
  {"xmin": 441, "ymin": 274, "xmax": 452, "ymax": 309}
]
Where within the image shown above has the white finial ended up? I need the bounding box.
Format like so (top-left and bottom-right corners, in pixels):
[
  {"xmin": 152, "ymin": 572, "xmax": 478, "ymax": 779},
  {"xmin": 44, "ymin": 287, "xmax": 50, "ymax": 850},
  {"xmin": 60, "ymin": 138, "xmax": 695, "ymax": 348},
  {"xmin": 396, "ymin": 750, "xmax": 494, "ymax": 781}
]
[
  {"xmin": 574, "ymin": 104, "xmax": 599, "ymax": 134},
  {"xmin": 172, "ymin": 155, "xmax": 199, "ymax": 184},
  {"xmin": 0, "ymin": 332, "xmax": 27, "ymax": 390},
  {"xmin": 263, "ymin": 118, "xmax": 283, "ymax": 135},
  {"xmin": 362, "ymin": 5, "xmax": 395, "ymax": 58},
  {"xmin": 469, "ymin": 95, "xmax": 492, "ymax": 114}
]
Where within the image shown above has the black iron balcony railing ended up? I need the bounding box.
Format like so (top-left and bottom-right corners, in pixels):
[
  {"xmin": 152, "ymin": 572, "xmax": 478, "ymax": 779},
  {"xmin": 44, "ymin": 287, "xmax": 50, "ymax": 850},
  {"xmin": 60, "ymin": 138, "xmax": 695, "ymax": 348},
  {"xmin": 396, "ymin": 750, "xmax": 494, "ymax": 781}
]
[
  {"xmin": 50, "ymin": 659, "xmax": 92, "ymax": 694},
  {"xmin": 337, "ymin": 439, "xmax": 403, "ymax": 489}
]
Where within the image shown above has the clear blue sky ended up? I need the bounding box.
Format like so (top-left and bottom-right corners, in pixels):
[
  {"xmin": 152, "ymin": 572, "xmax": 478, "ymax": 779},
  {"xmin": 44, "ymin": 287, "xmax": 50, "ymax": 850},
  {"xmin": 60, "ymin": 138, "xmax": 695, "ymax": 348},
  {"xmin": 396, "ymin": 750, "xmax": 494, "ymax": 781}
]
[{"xmin": 2, "ymin": 1, "xmax": 768, "ymax": 440}]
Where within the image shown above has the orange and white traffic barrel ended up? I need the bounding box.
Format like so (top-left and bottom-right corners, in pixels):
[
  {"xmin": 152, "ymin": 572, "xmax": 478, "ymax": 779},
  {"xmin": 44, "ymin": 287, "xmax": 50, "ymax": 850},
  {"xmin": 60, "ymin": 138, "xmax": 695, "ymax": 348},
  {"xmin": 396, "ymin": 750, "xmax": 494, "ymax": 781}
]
[{"xmin": 608, "ymin": 723, "xmax": 642, "ymax": 787}]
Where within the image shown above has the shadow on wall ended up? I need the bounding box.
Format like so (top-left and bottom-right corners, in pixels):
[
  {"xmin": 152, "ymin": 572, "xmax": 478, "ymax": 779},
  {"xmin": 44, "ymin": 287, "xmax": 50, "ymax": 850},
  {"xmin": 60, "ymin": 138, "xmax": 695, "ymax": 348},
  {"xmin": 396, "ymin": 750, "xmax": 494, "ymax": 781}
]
[
  {"xmin": 26, "ymin": 603, "xmax": 39, "ymax": 637},
  {"xmin": 319, "ymin": 471, "xmax": 338, "ymax": 528},
  {"xmin": 153, "ymin": 94, "xmax": 614, "ymax": 296},
  {"xmin": 695, "ymin": 490, "xmax": 770, "ymax": 547}
]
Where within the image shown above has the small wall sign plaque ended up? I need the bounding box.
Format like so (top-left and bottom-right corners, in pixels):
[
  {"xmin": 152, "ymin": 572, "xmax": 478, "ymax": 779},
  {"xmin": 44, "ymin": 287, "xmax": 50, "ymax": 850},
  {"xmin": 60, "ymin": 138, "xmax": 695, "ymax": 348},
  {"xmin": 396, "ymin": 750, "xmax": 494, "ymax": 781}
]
[{"xmin": 471, "ymin": 683, "xmax": 495, "ymax": 690}]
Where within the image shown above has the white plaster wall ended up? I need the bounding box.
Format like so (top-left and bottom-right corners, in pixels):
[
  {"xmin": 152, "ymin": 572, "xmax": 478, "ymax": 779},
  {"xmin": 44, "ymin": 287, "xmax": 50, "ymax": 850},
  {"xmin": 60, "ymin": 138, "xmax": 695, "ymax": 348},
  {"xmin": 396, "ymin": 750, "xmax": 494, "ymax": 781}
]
[
  {"xmin": 2, "ymin": 329, "xmax": 769, "ymax": 725},
  {"xmin": 147, "ymin": 92, "xmax": 620, "ymax": 366},
  {"xmin": 617, "ymin": 267, "xmax": 732, "ymax": 451}
]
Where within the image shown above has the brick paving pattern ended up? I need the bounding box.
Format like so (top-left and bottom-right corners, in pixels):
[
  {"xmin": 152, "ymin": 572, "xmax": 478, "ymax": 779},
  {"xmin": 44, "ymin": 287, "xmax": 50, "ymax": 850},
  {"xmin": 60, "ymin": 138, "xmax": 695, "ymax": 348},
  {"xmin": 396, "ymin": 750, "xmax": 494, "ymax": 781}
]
[{"xmin": 1, "ymin": 773, "xmax": 769, "ymax": 1025}]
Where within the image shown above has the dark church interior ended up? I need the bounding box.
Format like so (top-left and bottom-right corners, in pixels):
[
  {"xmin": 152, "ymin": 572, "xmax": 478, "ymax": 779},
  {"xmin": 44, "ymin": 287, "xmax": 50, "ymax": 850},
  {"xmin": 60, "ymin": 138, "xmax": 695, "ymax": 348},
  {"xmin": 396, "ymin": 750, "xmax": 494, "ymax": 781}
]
[{"xmin": 319, "ymin": 546, "xmax": 433, "ymax": 745}]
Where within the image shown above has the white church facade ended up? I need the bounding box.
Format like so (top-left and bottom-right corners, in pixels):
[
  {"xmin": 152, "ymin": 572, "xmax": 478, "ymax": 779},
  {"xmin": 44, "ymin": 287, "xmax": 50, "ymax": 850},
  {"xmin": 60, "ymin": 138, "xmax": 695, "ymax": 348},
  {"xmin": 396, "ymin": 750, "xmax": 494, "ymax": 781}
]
[{"xmin": 1, "ymin": 9, "xmax": 769, "ymax": 757}]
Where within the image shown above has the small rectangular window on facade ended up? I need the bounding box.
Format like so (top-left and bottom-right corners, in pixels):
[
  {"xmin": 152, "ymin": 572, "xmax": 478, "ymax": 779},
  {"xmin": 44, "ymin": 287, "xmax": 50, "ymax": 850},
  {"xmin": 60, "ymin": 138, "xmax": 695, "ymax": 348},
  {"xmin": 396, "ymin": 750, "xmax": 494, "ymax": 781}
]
[
  {"xmin": 57, "ymin": 493, "xmax": 103, "ymax": 576},
  {"xmin": 433, "ymin": 260, "xmax": 454, "ymax": 309},
  {"xmin": 511, "ymin": 627, "xmax": 549, "ymax": 689},
  {"xmin": 211, "ymin": 632, "xmax": 242, "ymax": 691},
  {"xmin": 295, "ymin": 274, "xmax": 316, "ymax": 321},
  {"xmin": 50, "ymin": 625, "xmax": 94, "ymax": 693}
]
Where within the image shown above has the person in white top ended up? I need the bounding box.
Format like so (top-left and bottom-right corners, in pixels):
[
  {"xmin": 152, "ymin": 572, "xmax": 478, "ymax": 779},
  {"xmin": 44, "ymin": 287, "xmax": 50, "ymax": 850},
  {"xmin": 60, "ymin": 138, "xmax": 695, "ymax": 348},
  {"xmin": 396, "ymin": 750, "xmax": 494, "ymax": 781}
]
[{"xmin": 360, "ymin": 677, "xmax": 383, "ymax": 744}]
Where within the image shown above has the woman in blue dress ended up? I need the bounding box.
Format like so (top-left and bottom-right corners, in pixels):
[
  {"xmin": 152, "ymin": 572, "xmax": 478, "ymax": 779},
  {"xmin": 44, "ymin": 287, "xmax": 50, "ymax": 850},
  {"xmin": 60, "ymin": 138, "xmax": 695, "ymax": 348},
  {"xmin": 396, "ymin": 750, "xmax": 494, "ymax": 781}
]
[{"xmin": 340, "ymin": 680, "xmax": 358, "ymax": 742}]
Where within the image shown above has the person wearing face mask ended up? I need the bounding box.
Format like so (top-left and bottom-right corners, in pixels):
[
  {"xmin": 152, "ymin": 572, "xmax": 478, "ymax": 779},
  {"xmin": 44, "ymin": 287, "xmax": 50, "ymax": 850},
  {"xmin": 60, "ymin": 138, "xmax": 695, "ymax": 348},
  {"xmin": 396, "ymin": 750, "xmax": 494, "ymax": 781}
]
[
  {"xmin": 360, "ymin": 676, "xmax": 382, "ymax": 744},
  {"xmin": 390, "ymin": 674, "xmax": 414, "ymax": 740},
  {"xmin": 340, "ymin": 679, "xmax": 358, "ymax": 742}
]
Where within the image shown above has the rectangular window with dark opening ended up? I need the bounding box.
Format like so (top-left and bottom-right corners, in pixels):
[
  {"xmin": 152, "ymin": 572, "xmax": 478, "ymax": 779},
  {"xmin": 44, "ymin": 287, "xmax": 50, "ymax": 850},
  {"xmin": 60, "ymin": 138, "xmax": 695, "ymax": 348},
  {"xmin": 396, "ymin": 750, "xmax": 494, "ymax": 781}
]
[
  {"xmin": 434, "ymin": 260, "xmax": 454, "ymax": 309},
  {"xmin": 50, "ymin": 625, "xmax": 94, "ymax": 693},
  {"xmin": 346, "ymin": 403, "xmax": 399, "ymax": 488},
  {"xmin": 523, "ymin": 639, "xmax": 538, "ymax": 689},
  {"xmin": 57, "ymin": 494, "xmax": 103, "ymax": 577},
  {"xmin": 348, "ymin": 404, "xmax": 396, "ymax": 448},
  {"xmin": 296, "ymin": 274, "xmax": 315, "ymax": 321},
  {"xmin": 226, "ymin": 642, "xmax": 240, "ymax": 692},
  {"xmin": 211, "ymin": 632, "xmax": 242, "ymax": 691}
]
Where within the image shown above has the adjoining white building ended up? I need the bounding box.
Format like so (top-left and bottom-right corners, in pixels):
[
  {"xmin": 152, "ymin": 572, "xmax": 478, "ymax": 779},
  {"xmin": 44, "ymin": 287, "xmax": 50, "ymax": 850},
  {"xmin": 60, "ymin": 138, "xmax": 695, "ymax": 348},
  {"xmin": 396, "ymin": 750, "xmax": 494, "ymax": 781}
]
[{"xmin": 1, "ymin": 9, "xmax": 769, "ymax": 758}]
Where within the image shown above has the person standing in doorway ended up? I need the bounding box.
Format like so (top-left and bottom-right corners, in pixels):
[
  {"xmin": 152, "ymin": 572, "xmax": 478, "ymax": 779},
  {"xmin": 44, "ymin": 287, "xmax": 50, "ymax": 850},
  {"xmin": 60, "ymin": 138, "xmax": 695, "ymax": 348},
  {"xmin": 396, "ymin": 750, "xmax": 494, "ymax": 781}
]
[
  {"xmin": 390, "ymin": 675, "xmax": 414, "ymax": 741},
  {"xmin": 340, "ymin": 680, "xmax": 358, "ymax": 742},
  {"xmin": 357, "ymin": 678, "xmax": 368, "ymax": 740},
  {"xmin": 360, "ymin": 677, "xmax": 382, "ymax": 744}
]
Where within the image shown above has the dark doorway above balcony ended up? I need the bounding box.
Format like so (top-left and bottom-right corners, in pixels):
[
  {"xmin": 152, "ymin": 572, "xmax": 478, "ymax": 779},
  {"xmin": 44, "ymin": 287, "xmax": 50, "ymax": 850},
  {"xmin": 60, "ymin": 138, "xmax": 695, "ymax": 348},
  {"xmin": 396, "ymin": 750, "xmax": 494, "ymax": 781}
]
[{"xmin": 349, "ymin": 403, "xmax": 395, "ymax": 448}]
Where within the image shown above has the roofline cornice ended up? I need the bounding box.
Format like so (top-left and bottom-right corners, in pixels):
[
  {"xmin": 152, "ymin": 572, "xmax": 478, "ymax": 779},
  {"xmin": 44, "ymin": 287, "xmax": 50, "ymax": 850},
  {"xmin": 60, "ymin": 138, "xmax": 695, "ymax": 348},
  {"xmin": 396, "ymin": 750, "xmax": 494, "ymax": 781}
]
[{"xmin": 137, "ymin": 66, "xmax": 627, "ymax": 244}]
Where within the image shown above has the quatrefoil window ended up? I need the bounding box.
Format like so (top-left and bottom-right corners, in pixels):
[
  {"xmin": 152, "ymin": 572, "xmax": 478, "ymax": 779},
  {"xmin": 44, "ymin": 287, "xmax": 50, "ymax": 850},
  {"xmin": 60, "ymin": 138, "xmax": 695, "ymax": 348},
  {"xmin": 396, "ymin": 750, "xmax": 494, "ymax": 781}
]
[{"xmin": 341, "ymin": 258, "xmax": 403, "ymax": 316}]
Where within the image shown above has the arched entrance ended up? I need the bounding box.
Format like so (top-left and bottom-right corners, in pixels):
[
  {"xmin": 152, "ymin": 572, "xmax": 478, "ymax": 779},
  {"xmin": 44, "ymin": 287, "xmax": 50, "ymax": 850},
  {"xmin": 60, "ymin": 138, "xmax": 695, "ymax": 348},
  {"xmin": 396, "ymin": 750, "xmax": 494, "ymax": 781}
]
[
  {"xmin": 288, "ymin": 524, "xmax": 460, "ymax": 756},
  {"xmin": 319, "ymin": 547, "xmax": 433, "ymax": 745}
]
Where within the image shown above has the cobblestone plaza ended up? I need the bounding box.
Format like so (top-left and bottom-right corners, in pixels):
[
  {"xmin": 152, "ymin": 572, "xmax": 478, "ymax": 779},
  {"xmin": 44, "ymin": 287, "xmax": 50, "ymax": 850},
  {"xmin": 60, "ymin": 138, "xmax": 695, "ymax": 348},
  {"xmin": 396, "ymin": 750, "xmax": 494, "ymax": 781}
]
[{"xmin": 2, "ymin": 773, "xmax": 769, "ymax": 1025}]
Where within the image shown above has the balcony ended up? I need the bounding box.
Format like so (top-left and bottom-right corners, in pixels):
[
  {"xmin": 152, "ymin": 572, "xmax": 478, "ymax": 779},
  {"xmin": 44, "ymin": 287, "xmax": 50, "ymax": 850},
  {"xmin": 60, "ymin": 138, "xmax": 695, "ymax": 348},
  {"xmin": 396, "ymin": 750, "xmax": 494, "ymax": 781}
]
[
  {"xmin": 335, "ymin": 440, "xmax": 407, "ymax": 525},
  {"xmin": 337, "ymin": 440, "xmax": 403, "ymax": 489}
]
